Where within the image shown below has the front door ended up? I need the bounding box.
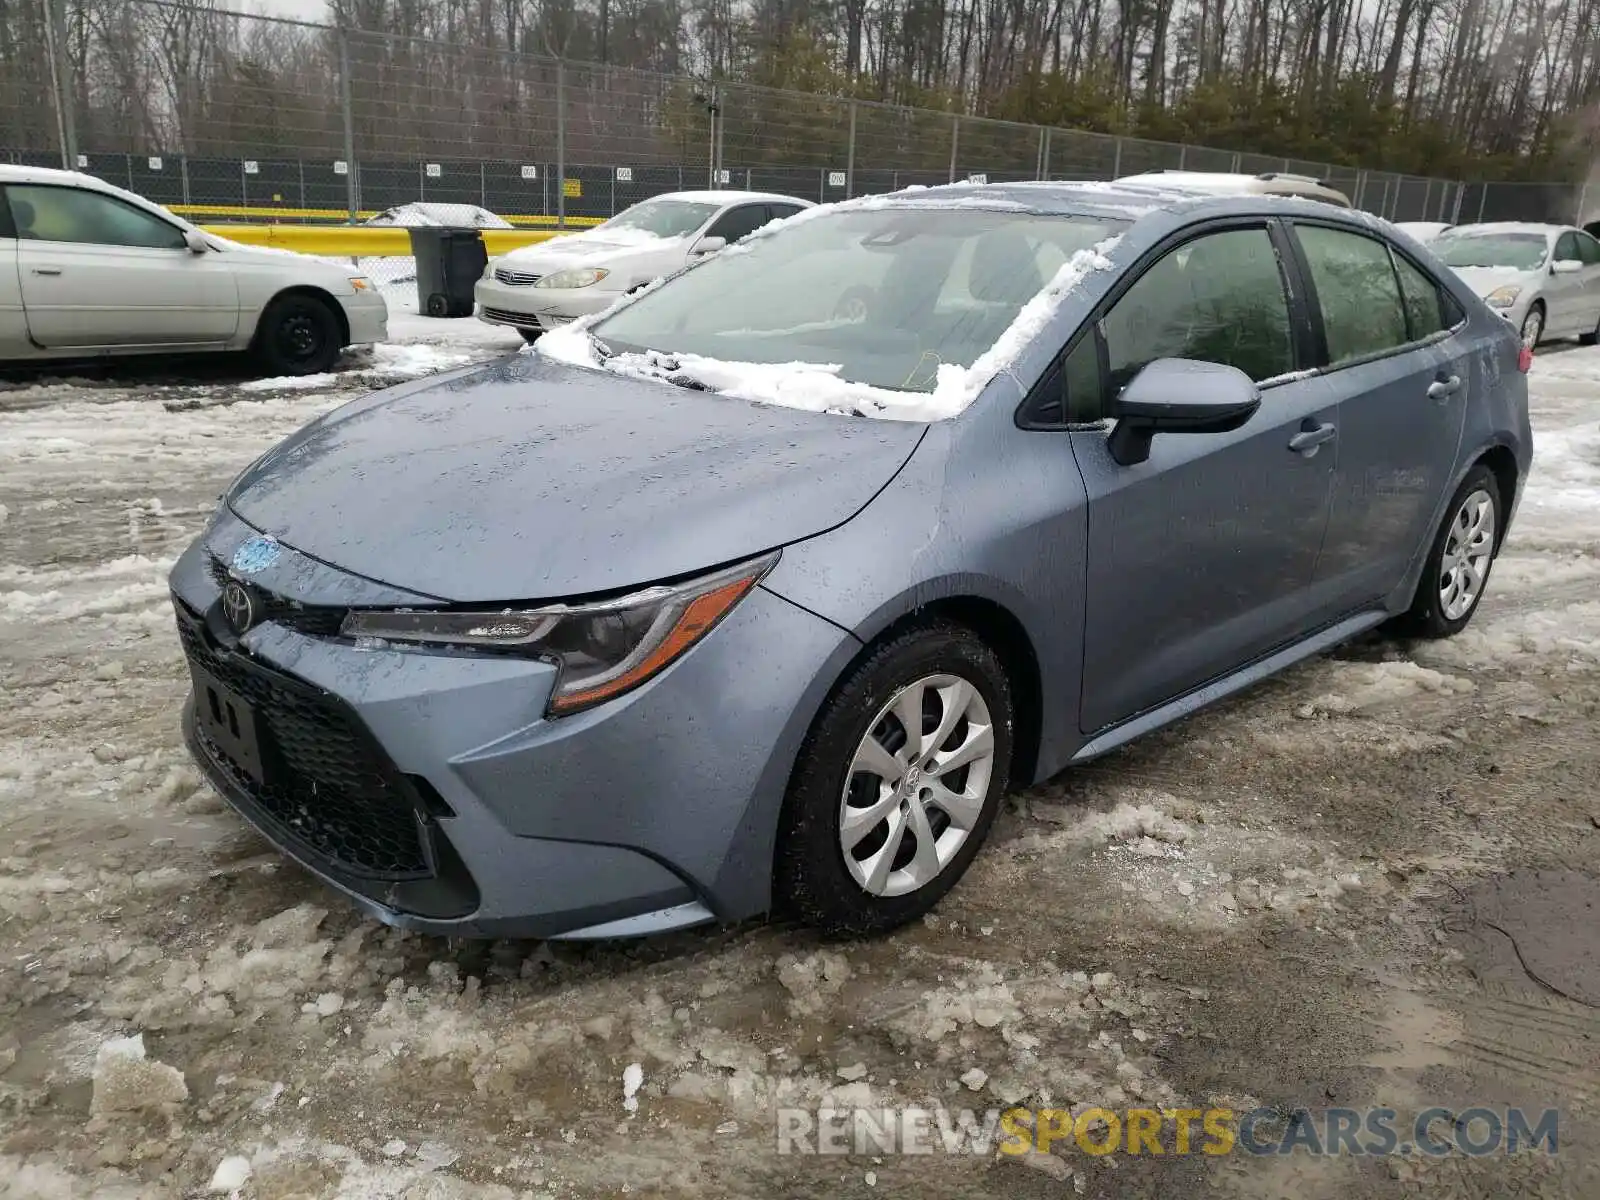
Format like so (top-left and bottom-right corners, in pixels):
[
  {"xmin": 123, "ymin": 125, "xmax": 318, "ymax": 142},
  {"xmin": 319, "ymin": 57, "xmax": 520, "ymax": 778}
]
[
  {"xmin": 1069, "ymin": 222, "xmax": 1337, "ymax": 734},
  {"xmin": 5, "ymin": 183, "xmax": 238, "ymax": 349},
  {"xmin": 1544, "ymin": 230, "xmax": 1588, "ymax": 338},
  {"xmin": 1288, "ymin": 222, "xmax": 1469, "ymax": 608}
]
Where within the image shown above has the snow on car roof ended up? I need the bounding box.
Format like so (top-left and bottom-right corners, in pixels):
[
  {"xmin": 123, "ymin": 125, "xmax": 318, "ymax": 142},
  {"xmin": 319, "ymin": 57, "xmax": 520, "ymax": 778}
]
[
  {"xmin": 638, "ymin": 189, "xmax": 814, "ymax": 205},
  {"xmin": 1445, "ymin": 221, "xmax": 1569, "ymax": 236}
]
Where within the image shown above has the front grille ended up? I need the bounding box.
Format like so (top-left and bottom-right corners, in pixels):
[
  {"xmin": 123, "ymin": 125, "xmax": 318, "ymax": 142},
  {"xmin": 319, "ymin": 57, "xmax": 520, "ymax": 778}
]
[
  {"xmin": 177, "ymin": 601, "xmax": 431, "ymax": 880},
  {"xmin": 494, "ymin": 267, "xmax": 542, "ymax": 287},
  {"xmin": 480, "ymin": 305, "xmax": 539, "ymax": 326},
  {"xmin": 208, "ymin": 559, "xmax": 346, "ymax": 638}
]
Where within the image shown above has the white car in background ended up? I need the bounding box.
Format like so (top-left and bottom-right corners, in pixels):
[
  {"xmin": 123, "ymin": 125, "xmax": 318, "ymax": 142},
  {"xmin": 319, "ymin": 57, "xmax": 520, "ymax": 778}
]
[
  {"xmin": 364, "ymin": 202, "xmax": 512, "ymax": 229},
  {"xmin": 476, "ymin": 190, "xmax": 813, "ymax": 341},
  {"xmin": 0, "ymin": 164, "xmax": 386, "ymax": 375},
  {"xmin": 1432, "ymin": 222, "xmax": 1600, "ymax": 347}
]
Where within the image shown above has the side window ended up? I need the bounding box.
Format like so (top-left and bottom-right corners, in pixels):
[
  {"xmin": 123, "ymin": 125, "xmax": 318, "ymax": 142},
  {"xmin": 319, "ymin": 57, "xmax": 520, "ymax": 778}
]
[
  {"xmin": 1555, "ymin": 232, "xmax": 1581, "ymax": 264},
  {"xmin": 706, "ymin": 204, "xmax": 770, "ymax": 244},
  {"xmin": 1062, "ymin": 334, "xmax": 1102, "ymax": 423},
  {"xmin": 1296, "ymin": 226, "xmax": 1408, "ymax": 365},
  {"xmin": 1099, "ymin": 226, "xmax": 1294, "ymax": 411},
  {"xmin": 767, "ymin": 204, "xmax": 805, "ymax": 222},
  {"xmin": 6, "ymin": 184, "xmax": 186, "ymax": 250},
  {"xmin": 1576, "ymin": 232, "xmax": 1600, "ymax": 265},
  {"xmin": 1392, "ymin": 252, "xmax": 1448, "ymax": 341}
]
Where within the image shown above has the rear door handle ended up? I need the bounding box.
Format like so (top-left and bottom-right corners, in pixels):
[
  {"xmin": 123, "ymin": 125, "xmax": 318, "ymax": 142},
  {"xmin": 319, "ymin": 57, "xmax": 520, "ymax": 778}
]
[
  {"xmin": 1288, "ymin": 421, "xmax": 1336, "ymax": 456},
  {"xmin": 1427, "ymin": 374, "xmax": 1462, "ymax": 401},
  {"xmin": 30, "ymin": 266, "xmax": 62, "ymax": 276}
]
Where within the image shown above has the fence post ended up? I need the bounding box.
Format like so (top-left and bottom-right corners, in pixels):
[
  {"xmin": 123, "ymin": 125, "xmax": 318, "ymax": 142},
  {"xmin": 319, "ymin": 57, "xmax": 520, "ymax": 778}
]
[
  {"xmin": 1575, "ymin": 180, "xmax": 1591, "ymax": 226},
  {"xmin": 1178, "ymin": 144, "xmax": 1187, "ymax": 169},
  {"xmin": 1041, "ymin": 127, "xmax": 1052, "ymax": 180},
  {"xmin": 42, "ymin": 0, "xmax": 78, "ymax": 170},
  {"xmin": 1112, "ymin": 137, "xmax": 1123, "ymax": 179},
  {"xmin": 846, "ymin": 100, "xmax": 857, "ymax": 198},
  {"xmin": 556, "ymin": 59, "xmax": 566, "ymax": 229},
  {"xmin": 714, "ymin": 86, "xmax": 725, "ymax": 184},
  {"xmin": 1418, "ymin": 179, "xmax": 1432, "ymax": 224},
  {"xmin": 948, "ymin": 115, "xmax": 960, "ymax": 183},
  {"xmin": 1475, "ymin": 184, "xmax": 1488, "ymax": 224},
  {"xmin": 1449, "ymin": 182, "xmax": 1466, "ymax": 225},
  {"xmin": 181, "ymin": 155, "xmax": 191, "ymax": 205},
  {"xmin": 338, "ymin": 29, "xmax": 357, "ymax": 224},
  {"xmin": 1353, "ymin": 170, "xmax": 1367, "ymax": 210},
  {"xmin": 1230, "ymin": 152, "xmax": 1240, "ymax": 173}
]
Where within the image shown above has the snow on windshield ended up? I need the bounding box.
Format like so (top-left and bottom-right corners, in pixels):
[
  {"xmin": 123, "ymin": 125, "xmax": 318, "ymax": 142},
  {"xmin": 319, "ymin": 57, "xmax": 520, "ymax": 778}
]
[
  {"xmin": 537, "ymin": 197, "xmax": 1122, "ymax": 422},
  {"xmin": 597, "ymin": 199, "xmax": 721, "ymax": 240}
]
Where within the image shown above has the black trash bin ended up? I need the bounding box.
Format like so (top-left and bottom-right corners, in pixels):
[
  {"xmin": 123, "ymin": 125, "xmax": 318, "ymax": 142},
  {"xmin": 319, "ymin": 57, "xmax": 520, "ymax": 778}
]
[{"xmin": 407, "ymin": 227, "xmax": 488, "ymax": 318}]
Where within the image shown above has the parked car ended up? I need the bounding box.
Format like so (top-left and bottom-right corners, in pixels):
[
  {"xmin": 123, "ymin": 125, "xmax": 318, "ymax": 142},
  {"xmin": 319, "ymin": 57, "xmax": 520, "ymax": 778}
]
[
  {"xmin": 1431, "ymin": 221, "xmax": 1600, "ymax": 347},
  {"xmin": 475, "ymin": 190, "xmax": 813, "ymax": 341},
  {"xmin": 1115, "ymin": 170, "xmax": 1352, "ymax": 207},
  {"xmin": 1395, "ymin": 221, "xmax": 1454, "ymax": 243},
  {"xmin": 0, "ymin": 164, "xmax": 386, "ymax": 375},
  {"xmin": 174, "ymin": 182, "xmax": 1528, "ymax": 941}
]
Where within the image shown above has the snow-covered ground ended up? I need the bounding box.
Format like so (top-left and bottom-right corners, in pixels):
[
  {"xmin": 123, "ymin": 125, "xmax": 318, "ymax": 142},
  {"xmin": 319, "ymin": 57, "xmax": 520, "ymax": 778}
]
[{"xmin": 2, "ymin": 335, "xmax": 1599, "ymax": 1198}]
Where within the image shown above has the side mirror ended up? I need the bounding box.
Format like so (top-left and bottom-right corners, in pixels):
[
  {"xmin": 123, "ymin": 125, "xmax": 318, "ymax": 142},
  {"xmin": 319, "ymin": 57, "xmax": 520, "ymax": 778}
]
[
  {"xmin": 692, "ymin": 235, "xmax": 726, "ymax": 256},
  {"xmin": 183, "ymin": 229, "xmax": 210, "ymax": 254},
  {"xmin": 1552, "ymin": 258, "xmax": 1583, "ymax": 275},
  {"xmin": 1107, "ymin": 358, "xmax": 1262, "ymax": 467}
]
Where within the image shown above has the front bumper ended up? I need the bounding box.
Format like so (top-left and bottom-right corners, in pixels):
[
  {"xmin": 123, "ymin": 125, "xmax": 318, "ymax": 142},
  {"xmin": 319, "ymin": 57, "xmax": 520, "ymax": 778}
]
[
  {"xmin": 474, "ymin": 277, "xmax": 621, "ymax": 331},
  {"xmin": 169, "ymin": 516, "xmax": 857, "ymax": 938},
  {"xmin": 339, "ymin": 289, "xmax": 389, "ymax": 345}
]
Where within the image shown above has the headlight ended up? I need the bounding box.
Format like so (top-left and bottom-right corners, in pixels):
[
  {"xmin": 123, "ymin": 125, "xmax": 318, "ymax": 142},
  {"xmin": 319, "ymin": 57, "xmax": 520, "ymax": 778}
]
[
  {"xmin": 481, "ymin": 257, "xmax": 500, "ymax": 280},
  {"xmin": 537, "ymin": 267, "xmax": 609, "ymax": 289},
  {"xmin": 1484, "ymin": 285, "xmax": 1521, "ymax": 308},
  {"xmin": 338, "ymin": 552, "xmax": 777, "ymax": 716}
]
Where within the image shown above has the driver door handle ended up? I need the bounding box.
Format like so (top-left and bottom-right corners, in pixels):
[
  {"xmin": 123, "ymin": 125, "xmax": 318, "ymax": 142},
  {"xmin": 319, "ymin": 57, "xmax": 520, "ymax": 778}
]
[
  {"xmin": 1288, "ymin": 421, "xmax": 1336, "ymax": 456},
  {"xmin": 1427, "ymin": 374, "xmax": 1462, "ymax": 401},
  {"xmin": 30, "ymin": 266, "xmax": 62, "ymax": 276}
]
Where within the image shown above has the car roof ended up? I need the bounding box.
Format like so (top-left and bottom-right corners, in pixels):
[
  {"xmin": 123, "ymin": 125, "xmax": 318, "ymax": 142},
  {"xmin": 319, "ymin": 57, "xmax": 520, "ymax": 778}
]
[
  {"xmin": 647, "ymin": 189, "xmax": 814, "ymax": 206},
  {"xmin": 860, "ymin": 179, "xmax": 1367, "ymax": 225}
]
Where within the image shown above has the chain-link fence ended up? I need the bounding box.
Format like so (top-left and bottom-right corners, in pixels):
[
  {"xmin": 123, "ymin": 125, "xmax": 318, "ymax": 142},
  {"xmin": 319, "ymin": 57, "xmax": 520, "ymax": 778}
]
[{"xmin": 2, "ymin": 0, "xmax": 1588, "ymax": 230}]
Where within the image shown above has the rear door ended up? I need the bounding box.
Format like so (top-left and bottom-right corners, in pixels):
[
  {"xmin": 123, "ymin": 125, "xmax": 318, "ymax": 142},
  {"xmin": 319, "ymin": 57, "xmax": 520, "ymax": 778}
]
[
  {"xmin": 1066, "ymin": 220, "xmax": 1339, "ymax": 733},
  {"xmin": 6, "ymin": 182, "xmax": 238, "ymax": 348},
  {"xmin": 1288, "ymin": 221, "xmax": 1469, "ymax": 610}
]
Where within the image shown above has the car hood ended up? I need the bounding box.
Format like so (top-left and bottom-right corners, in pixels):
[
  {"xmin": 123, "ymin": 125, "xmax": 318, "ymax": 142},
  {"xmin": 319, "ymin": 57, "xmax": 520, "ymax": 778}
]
[
  {"xmin": 225, "ymin": 354, "xmax": 927, "ymax": 603},
  {"xmin": 498, "ymin": 232, "xmax": 689, "ymax": 273},
  {"xmin": 1450, "ymin": 265, "xmax": 1540, "ymax": 297}
]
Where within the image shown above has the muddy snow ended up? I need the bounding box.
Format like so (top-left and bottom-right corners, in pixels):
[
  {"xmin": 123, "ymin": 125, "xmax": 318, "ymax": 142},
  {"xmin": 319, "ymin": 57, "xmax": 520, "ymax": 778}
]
[{"xmin": 2, "ymin": 335, "xmax": 1599, "ymax": 1198}]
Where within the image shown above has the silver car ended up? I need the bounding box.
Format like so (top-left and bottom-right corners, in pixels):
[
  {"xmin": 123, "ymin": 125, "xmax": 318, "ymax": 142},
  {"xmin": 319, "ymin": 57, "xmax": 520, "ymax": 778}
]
[
  {"xmin": 172, "ymin": 183, "xmax": 1531, "ymax": 940},
  {"xmin": 1430, "ymin": 222, "xmax": 1600, "ymax": 348}
]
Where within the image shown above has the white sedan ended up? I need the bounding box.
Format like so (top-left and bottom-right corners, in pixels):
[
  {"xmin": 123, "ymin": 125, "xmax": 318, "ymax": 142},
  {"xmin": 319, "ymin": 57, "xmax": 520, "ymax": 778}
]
[
  {"xmin": 1, "ymin": 164, "xmax": 387, "ymax": 375},
  {"xmin": 1432, "ymin": 222, "xmax": 1600, "ymax": 347},
  {"xmin": 476, "ymin": 190, "xmax": 813, "ymax": 341}
]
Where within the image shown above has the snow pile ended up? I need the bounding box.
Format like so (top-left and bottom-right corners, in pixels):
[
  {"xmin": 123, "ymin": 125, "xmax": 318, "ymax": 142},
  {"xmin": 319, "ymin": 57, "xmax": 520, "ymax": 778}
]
[
  {"xmin": 364, "ymin": 202, "xmax": 512, "ymax": 229},
  {"xmin": 1302, "ymin": 660, "xmax": 1475, "ymax": 716},
  {"xmin": 90, "ymin": 1033, "xmax": 188, "ymax": 1116},
  {"xmin": 537, "ymin": 236, "xmax": 1121, "ymax": 422}
]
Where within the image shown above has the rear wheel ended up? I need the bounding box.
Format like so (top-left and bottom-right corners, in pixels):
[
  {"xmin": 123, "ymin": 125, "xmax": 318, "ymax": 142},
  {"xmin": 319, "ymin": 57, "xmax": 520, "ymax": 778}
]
[
  {"xmin": 1520, "ymin": 303, "xmax": 1545, "ymax": 350},
  {"xmin": 1580, "ymin": 311, "xmax": 1600, "ymax": 346},
  {"xmin": 254, "ymin": 294, "xmax": 342, "ymax": 376},
  {"xmin": 775, "ymin": 622, "xmax": 1013, "ymax": 936},
  {"xmin": 1395, "ymin": 464, "xmax": 1502, "ymax": 638}
]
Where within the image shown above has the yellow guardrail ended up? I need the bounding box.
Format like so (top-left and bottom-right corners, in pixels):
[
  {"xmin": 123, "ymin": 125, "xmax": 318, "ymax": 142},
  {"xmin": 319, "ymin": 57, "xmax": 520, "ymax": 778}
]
[
  {"xmin": 175, "ymin": 203, "xmax": 605, "ymax": 228},
  {"xmin": 199, "ymin": 223, "xmax": 574, "ymax": 255}
]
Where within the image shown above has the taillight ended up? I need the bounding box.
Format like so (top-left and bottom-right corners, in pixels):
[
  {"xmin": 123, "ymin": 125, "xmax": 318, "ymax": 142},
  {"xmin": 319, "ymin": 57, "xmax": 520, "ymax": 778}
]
[{"xmin": 1517, "ymin": 345, "xmax": 1533, "ymax": 373}]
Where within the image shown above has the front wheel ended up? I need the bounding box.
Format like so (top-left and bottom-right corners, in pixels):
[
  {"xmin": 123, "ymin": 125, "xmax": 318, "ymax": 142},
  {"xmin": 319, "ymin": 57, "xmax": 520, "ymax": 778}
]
[
  {"xmin": 1395, "ymin": 464, "xmax": 1502, "ymax": 638},
  {"xmin": 1520, "ymin": 304, "xmax": 1545, "ymax": 350},
  {"xmin": 775, "ymin": 622, "xmax": 1014, "ymax": 936},
  {"xmin": 254, "ymin": 294, "xmax": 342, "ymax": 376}
]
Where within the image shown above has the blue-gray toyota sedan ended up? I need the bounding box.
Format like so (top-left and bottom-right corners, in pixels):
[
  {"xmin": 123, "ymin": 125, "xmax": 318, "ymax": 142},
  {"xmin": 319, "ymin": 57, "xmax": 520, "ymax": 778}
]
[{"xmin": 171, "ymin": 182, "xmax": 1531, "ymax": 939}]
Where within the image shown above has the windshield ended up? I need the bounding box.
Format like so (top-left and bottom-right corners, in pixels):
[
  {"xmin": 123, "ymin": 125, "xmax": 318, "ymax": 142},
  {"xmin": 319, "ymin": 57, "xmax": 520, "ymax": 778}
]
[
  {"xmin": 591, "ymin": 207, "xmax": 1125, "ymax": 393},
  {"xmin": 1435, "ymin": 233, "xmax": 1548, "ymax": 271},
  {"xmin": 597, "ymin": 199, "xmax": 720, "ymax": 239}
]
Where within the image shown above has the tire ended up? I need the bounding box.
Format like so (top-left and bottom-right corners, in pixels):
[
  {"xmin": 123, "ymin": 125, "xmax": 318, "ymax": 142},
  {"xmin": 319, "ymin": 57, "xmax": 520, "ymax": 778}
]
[
  {"xmin": 1520, "ymin": 303, "xmax": 1545, "ymax": 350},
  {"xmin": 254, "ymin": 294, "xmax": 342, "ymax": 376},
  {"xmin": 425, "ymin": 292, "xmax": 450, "ymax": 318},
  {"xmin": 518, "ymin": 328, "xmax": 542, "ymax": 345},
  {"xmin": 1580, "ymin": 312, "xmax": 1599, "ymax": 347},
  {"xmin": 1394, "ymin": 464, "xmax": 1503, "ymax": 638},
  {"xmin": 774, "ymin": 621, "xmax": 1014, "ymax": 936}
]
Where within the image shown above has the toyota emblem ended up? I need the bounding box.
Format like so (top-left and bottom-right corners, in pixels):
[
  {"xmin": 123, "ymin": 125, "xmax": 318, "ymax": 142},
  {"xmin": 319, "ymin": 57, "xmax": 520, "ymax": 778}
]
[{"xmin": 220, "ymin": 581, "xmax": 257, "ymax": 635}]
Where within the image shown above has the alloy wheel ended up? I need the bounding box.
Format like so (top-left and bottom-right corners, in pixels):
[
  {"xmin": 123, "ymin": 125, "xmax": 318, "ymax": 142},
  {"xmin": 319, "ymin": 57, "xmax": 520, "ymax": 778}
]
[
  {"xmin": 1521, "ymin": 308, "xmax": 1543, "ymax": 349},
  {"xmin": 1438, "ymin": 487, "xmax": 1496, "ymax": 621},
  {"xmin": 838, "ymin": 673, "xmax": 995, "ymax": 897}
]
